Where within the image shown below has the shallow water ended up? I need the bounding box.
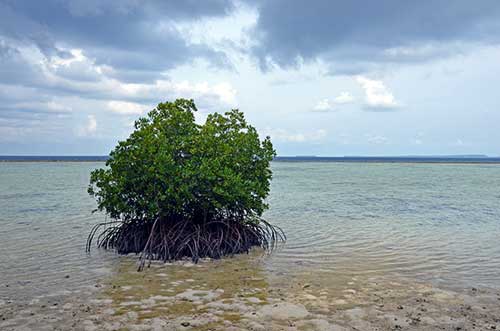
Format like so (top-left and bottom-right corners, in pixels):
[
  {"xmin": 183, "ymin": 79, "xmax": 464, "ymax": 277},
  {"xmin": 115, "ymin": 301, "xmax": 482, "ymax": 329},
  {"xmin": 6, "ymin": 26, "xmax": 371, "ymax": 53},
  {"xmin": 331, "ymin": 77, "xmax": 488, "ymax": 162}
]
[
  {"xmin": 1, "ymin": 161, "xmax": 499, "ymax": 302},
  {"xmin": 266, "ymin": 162, "xmax": 500, "ymax": 289},
  {"xmin": 0, "ymin": 162, "xmax": 118, "ymax": 301}
]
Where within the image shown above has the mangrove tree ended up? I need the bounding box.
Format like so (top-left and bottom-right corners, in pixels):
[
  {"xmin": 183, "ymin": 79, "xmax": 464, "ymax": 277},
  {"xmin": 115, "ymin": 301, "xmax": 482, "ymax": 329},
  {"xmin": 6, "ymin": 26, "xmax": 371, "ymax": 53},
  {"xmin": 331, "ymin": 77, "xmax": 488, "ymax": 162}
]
[{"xmin": 86, "ymin": 99, "xmax": 284, "ymax": 269}]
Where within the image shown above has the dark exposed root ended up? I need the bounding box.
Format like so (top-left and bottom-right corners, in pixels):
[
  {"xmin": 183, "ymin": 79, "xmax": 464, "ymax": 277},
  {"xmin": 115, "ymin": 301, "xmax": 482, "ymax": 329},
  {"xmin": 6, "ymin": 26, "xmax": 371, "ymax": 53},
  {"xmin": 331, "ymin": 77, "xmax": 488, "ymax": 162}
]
[{"xmin": 86, "ymin": 217, "xmax": 285, "ymax": 271}]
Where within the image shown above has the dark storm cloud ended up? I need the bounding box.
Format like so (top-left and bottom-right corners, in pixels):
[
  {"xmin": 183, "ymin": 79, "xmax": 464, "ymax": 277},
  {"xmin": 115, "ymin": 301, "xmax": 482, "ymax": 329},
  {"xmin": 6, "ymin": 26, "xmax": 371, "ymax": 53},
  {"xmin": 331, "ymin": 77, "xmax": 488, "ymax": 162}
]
[
  {"xmin": 0, "ymin": 0, "xmax": 237, "ymax": 126},
  {"xmin": 248, "ymin": 0, "xmax": 500, "ymax": 73},
  {"xmin": 0, "ymin": 0, "xmax": 234, "ymax": 79}
]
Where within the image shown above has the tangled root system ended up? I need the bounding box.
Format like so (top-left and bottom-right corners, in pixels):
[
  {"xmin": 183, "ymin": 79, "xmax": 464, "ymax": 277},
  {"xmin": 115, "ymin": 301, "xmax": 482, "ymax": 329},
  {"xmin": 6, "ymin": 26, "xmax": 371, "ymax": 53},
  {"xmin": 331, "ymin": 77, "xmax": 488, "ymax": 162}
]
[{"xmin": 86, "ymin": 217, "xmax": 285, "ymax": 270}]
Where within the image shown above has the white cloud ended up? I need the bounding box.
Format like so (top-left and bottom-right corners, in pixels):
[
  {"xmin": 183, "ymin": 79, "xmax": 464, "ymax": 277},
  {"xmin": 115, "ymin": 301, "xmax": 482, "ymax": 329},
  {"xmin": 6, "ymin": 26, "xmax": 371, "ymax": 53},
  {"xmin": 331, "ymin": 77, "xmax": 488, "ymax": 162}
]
[
  {"xmin": 173, "ymin": 81, "xmax": 237, "ymax": 107},
  {"xmin": 50, "ymin": 49, "xmax": 86, "ymax": 67},
  {"xmin": 78, "ymin": 114, "xmax": 97, "ymax": 136},
  {"xmin": 210, "ymin": 82, "xmax": 237, "ymax": 106},
  {"xmin": 334, "ymin": 91, "xmax": 354, "ymax": 104},
  {"xmin": 106, "ymin": 80, "xmax": 237, "ymax": 118},
  {"xmin": 107, "ymin": 101, "xmax": 148, "ymax": 115},
  {"xmin": 356, "ymin": 76, "xmax": 398, "ymax": 110},
  {"xmin": 5, "ymin": 44, "xmax": 238, "ymax": 113},
  {"xmin": 263, "ymin": 128, "xmax": 327, "ymax": 143},
  {"xmin": 106, "ymin": 80, "xmax": 237, "ymax": 111},
  {"xmin": 313, "ymin": 99, "xmax": 333, "ymax": 112},
  {"xmin": 312, "ymin": 92, "xmax": 354, "ymax": 112},
  {"xmin": 0, "ymin": 42, "xmax": 240, "ymax": 146}
]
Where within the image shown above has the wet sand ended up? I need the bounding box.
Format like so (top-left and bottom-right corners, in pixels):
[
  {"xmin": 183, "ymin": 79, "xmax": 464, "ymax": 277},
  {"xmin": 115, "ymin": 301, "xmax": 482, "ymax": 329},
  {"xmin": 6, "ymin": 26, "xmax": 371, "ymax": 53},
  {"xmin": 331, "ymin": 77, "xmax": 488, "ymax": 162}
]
[{"xmin": 1, "ymin": 253, "xmax": 499, "ymax": 331}]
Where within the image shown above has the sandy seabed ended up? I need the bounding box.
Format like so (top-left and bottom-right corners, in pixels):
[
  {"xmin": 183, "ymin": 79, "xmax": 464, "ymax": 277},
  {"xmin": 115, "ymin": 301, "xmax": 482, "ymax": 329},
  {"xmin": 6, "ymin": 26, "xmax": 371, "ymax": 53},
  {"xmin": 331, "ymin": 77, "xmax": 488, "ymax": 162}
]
[{"xmin": 1, "ymin": 253, "xmax": 499, "ymax": 331}]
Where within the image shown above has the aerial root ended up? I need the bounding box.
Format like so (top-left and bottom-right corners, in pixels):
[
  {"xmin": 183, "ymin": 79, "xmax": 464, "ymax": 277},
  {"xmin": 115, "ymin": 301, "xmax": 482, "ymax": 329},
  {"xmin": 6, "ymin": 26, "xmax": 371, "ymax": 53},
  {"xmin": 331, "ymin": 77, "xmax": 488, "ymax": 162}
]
[{"xmin": 86, "ymin": 217, "xmax": 285, "ymax": 271}]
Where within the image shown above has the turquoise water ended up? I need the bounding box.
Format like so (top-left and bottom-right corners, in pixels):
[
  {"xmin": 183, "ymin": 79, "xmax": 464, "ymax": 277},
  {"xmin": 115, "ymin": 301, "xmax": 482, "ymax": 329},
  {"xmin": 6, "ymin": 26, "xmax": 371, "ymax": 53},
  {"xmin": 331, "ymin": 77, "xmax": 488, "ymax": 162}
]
[
  {"xmin": 266, "ymin": 162, "xmax": 500, "ymax": 288},
  {"xmin": 0, "ymin": 162, "xmax": 117, "ymax": 301},
  {"xmin": 1, "ymin": 162, "xmax": 499, "ymax": 301}
]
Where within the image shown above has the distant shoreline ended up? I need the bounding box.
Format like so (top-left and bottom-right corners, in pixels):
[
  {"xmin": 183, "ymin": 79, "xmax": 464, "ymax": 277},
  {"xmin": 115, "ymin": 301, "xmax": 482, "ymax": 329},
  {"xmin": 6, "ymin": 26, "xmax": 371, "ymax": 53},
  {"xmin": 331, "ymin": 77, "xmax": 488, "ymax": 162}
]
[
  {"xmin": 2, "ymin": 155, "xmax": 500, "ymax": 164},
  {"xmin": 0, "ymin": 156, "xmax": 108, "ymax": 162},
  {"xmin": 274, "ymin": 156, "xmax": 500, "ymax": 164}
]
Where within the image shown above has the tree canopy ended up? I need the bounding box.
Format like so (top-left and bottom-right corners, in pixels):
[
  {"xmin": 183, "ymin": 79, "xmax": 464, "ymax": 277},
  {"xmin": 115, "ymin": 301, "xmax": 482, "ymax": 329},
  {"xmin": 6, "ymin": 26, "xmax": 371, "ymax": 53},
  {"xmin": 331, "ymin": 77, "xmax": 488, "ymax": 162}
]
[{"xmin": 87, "ymin": 99, "xmax": 283, "ymax": 267}]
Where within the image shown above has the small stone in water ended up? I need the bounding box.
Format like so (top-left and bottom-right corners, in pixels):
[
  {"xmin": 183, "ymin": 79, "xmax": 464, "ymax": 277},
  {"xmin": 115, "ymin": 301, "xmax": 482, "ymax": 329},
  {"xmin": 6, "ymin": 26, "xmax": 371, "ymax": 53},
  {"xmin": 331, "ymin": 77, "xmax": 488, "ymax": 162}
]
[{"xmin": 181, "ymin": 321, "xmax": 190, "ymax": 327}]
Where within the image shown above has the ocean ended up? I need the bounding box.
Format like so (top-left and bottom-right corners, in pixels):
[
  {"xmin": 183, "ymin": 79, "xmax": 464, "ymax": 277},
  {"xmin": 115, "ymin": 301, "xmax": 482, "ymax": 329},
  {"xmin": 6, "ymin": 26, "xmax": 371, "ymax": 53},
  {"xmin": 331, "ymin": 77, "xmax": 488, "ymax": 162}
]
[{"xmin": 1, "ymin": 161, "xmax": 500, "ymax": 302}]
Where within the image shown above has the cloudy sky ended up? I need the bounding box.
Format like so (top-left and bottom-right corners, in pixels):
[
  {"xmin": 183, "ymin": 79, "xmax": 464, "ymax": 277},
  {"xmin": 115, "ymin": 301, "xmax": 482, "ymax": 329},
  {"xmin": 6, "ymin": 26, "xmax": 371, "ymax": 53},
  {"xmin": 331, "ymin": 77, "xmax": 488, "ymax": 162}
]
[{"xmin": 1, "ymin": 0, "xmax": 500, "ymax": 156}]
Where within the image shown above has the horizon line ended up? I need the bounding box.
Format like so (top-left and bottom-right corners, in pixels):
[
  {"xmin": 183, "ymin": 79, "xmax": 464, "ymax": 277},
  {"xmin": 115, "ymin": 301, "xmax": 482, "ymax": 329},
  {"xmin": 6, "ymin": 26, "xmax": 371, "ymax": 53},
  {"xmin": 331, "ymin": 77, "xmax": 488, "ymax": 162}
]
[{"xmin": 1, "ymin": 154, "xmax": 499, "ymax": 158}]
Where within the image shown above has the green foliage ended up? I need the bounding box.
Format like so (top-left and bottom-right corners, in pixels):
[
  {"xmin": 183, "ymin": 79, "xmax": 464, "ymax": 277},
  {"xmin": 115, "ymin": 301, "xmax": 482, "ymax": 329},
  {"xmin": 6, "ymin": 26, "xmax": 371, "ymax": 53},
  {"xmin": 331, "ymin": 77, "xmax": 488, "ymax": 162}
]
[{"xmin": 88, "ymin": 99, "xmax": 276, "ymax": 226}]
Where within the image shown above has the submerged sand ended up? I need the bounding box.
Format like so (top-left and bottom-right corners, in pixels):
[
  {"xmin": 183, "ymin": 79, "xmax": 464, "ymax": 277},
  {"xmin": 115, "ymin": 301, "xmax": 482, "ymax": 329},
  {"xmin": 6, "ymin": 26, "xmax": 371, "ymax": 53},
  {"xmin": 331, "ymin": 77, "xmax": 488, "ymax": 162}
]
[{"xmin": 1, "ymin": 253, "xmax": 499, "ymax": 331}]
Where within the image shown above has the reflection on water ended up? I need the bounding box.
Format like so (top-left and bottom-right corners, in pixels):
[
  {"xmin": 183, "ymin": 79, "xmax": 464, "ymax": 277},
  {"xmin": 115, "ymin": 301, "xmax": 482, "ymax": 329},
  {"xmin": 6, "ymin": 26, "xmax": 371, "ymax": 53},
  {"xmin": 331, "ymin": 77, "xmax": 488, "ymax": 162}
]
[{"xmin": 1, "ymin": 161, "xmax": 500, "ymax": 302}]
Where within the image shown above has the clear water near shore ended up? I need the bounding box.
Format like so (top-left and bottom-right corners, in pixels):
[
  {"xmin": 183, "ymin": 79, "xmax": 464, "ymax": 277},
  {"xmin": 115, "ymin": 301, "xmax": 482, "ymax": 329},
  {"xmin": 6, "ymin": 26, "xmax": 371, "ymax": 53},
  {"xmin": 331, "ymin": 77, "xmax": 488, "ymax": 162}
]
[{"xmin": 1, "ymin": 161, "xmax": 500, "ymax": 302}]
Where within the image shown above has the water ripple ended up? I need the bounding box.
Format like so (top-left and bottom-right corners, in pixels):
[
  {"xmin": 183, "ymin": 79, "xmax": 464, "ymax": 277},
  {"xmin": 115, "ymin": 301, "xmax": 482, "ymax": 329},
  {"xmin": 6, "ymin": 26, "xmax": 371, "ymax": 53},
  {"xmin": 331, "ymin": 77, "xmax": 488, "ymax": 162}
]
[{"xmin": 1, "ymin": 161, "xmax": 500, "ymax": 301}]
